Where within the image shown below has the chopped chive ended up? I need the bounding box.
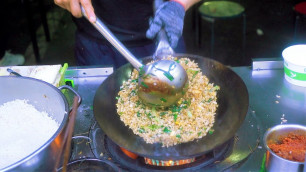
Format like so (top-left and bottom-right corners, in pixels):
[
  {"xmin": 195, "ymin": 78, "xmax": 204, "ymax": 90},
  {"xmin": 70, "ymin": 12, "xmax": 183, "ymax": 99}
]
[
  {"xmin": 148, "ymin": 124, "xmax": 159, "ymax": 131},
  {"xmin": 139, "ymin": 66, "xmax": 145, "ymax": 76},
  {"xmin": 146, "ymin": 112, "xmax": 153, "ymax": 119},
  {"xmin": 185, "ymin": 60, "xmax": 189, "ymax": 64},
  {"xmin": 137, "ymin": 111, "xmax": 141, "ymax": 117},
  {"xmin": 192, "ymin": 71, "xmax": 199, "ymax": 79},
  {"xmin": 163, "ymin": 127, "xmax": 171, "ymax": 134},
  {"xmin": 142, "ymin": 74, "xmax": 150, "ymax": 79},
  {"xmin": 115, "ymin": 96, "xmax": 120, "ymax": 100},
  {"xmin": 183, "ymin": 99, "xmax": 191, "ymax": 106},
  {"xmin": 207, "ymin": 98, "xmax": 213, "ymax": 103},
  {"xmin": 160, "ymin": 112, "xmax": 167, "ymax": 116},
  {"xmin": 198, "ymin": 132, "xmax": 202, "ymax": 136},
  {"xmin": 176, "ymin": 134, "xmax": 181, "ymax": 138},
  {"xmin": 163, "ymin": 72, "xmax": 174, "ymax": 81},
  {"xmin": 160, "ymin": 98, "xmax": 167, "ymax": 102},
  {"xmin": 209, "ymin": 129, "xmax": 214, "ymax": 135},
  {"xmin": 175, "ymin": 59, "xmax": 180, "ymax": 63},
  {"xmin": 136, "ymin": 100, "xmax": 141, "ymax": 107},
  {"xmin": 131, "ymin": 79, "xmax": 138, "ymax": 83},
  {"xmin": 139, "ymin": 127, "xmax": 145, "ymax": 133},
  {"xmin": 186, "ymin": 69, "xmax": 195, "ymax": 73},
  {"xmin": 173, "ymin": 113, "xmax": 178, "ymax": 121},
  {"xmin": 170, "ymin": 105, "xmax": 182, "ymax": 113},
  {"xmin": 141, "ymin": 81, "xmax": 149, "ymax": 88},
  {"xmin": 182, "ymin": 104, "xmax": 188, "ymax": 109}
]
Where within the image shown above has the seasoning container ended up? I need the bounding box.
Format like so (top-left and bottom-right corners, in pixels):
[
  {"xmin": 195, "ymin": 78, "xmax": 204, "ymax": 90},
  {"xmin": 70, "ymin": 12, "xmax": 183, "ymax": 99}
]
[
  {"xmin": 282, "ymin": 44, "xmax": 306, "ymax": 87},
  {"xmin": 263, "ymin": 124, "xmax": 306, "ymax": 172}
]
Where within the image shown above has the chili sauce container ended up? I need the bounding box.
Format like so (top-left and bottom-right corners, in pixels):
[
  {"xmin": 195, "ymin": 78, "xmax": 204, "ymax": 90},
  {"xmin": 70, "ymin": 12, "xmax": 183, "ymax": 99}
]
[
  {"xmin": 263, "ymin": 124, "xmax": 306, "ymax": 172},
  {"xmin": 282, "ymin": 44, "xmax": 306, "ymax": 87}
]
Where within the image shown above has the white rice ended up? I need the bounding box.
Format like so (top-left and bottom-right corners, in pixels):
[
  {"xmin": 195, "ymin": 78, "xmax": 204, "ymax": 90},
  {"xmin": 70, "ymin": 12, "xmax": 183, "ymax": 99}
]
[{"xmin": 0, "ymin": 99, "xmax": 59, "ymax": 169}]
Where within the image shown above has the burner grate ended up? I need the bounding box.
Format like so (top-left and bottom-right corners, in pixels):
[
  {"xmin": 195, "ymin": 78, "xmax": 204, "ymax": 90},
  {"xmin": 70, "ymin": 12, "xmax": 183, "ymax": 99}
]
[{"xmin": 103, "ymin": 136, "xmax": 234, "ymax": 172}]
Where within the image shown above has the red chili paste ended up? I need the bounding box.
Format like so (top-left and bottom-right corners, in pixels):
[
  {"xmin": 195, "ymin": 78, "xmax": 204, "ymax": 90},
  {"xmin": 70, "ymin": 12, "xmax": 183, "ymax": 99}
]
[{"xmin": 268, "ymin": 133, "xmax": 306, "ymax": 162}]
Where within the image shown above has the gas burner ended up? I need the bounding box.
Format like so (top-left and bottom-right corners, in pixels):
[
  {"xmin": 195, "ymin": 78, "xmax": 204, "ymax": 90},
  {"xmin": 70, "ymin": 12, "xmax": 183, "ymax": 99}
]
[
  {"xmin": 103, "ymin": 135, "xmax": 234, "ymax": 172},
  {"xmin": 88, "ymin": 110, "xmax": 260, "ymax": 171}
]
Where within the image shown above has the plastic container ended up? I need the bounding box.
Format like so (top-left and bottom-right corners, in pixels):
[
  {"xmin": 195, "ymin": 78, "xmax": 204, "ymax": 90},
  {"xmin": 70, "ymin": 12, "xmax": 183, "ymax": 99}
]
[{"xmin": 282, "ymin": 44, "xmax": 306, "ymax": 87}]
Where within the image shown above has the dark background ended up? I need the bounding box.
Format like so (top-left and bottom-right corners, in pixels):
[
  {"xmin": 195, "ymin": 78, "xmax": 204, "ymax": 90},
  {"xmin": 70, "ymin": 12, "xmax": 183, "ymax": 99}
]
[{"xmin": 3, "ymin": 0, "xmax": 306, "ymax": 66}]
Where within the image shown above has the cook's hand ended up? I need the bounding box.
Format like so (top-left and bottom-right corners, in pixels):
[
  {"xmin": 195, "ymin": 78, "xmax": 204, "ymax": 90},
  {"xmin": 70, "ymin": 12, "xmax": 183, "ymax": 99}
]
[
  {"xmin": 146, "ymin": 1, "xmax": 185, "ymax": 48},
  {"xmin": 54, "ymin": 0, "xmax": 96, "ymax": 23}
]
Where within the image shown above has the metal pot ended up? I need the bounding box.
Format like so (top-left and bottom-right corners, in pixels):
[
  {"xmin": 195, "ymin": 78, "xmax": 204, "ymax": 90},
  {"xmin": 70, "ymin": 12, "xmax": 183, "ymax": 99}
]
[
  {"xmin": 263, "ymin": 124, "xmax": 306, "ymax": 172},
  {"xmin": 0, "ymin": 76, "xmax": 81, "ymax": 171}
]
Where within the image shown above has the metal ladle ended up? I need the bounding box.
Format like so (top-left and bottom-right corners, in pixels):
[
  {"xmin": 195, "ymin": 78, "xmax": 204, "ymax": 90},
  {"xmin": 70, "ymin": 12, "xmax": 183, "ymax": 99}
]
[{"xmin": 81, "ymin": 7, "xmax": 188, "ymax": 107}]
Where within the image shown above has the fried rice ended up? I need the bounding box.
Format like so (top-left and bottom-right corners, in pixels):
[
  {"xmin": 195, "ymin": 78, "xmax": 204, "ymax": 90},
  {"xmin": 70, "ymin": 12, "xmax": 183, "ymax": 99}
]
[{"xmin": 116, "ymin": 57, "xmax": 219, "ymax": 147}]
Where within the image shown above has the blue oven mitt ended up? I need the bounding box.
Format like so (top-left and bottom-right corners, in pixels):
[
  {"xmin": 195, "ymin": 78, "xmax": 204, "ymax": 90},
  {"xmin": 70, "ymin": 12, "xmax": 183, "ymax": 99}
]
[{"xmin": 146, "ymin": 1, "xmax": 185, "ymax": 48}]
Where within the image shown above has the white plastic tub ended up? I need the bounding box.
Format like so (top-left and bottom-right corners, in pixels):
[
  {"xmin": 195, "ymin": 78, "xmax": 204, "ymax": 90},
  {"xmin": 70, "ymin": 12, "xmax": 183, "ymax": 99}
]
[{"xmin": 282, "ymin": 44, "xmax": 306, "ymax": 87}]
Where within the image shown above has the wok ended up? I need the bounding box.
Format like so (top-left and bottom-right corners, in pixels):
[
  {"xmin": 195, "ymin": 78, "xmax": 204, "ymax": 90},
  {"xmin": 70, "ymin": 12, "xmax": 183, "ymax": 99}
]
[{"xmin": 93, "ymin": 54, "xmax": 249, "ymax": 160}]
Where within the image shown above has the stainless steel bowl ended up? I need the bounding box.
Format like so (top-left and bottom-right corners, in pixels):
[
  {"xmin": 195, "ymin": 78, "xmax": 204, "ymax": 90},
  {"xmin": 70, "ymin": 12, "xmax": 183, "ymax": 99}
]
[
  {"xmin": 0, "ymin": 76, "xmax": 81, "ymax": 171},
  {"xmin": 263, "ymin": 124, "xmax": 306, "ymax": 172}
]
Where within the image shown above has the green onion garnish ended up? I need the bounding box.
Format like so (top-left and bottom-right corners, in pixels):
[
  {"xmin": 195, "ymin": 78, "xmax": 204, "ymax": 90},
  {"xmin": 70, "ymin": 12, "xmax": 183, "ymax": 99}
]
[
  {"xmin": 160, "ymin": 98, "xmax": 167, "ymax": 102},
  {"xmin": 148, "ymin": 124, "xmax": 159, "ymax": 131},
  {"xmin": 139, "ymin": 66, "xmax": 145, "ymax": 76},
  {"xmin": 139, "ymin": 127, "xmax": 145, "ymax": 133},
  {"xmin": 163, "ymin": 127, "xmax": 171, "ymax": 133},
  {"xmin": 160, "ymin": 112, "xmax": 167, "ymax": 116},
  {"xmin": 173, "ymin": 113, "xmax": 178, "ymax": 121},
  {"xmin": 192, "ymin": 71, "xmax": 199, "ymax": 79},
  {"xmin": 136, "ymin": 100, "xmax": 141, "ymax": 107},
  {"xmin": 146, "ymin": 112, "xmax": 152, "ymax": 119},
  {"xmin": 163, "ymin": 72, "xmax": 174, "ymax": 81},
  {"xmin": 141, "ymin": 81, "xmax": 149, "ymax": 88}
]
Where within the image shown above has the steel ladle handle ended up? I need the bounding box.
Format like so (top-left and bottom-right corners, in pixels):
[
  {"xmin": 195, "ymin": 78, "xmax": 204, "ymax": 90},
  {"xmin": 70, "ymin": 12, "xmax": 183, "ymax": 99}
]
[
  {"xmin": 153, "ymin": 0, "xmax": 174, "ymax": 60},
  {"xmin": 81, "ymin": 6, "xmax": 143, "ymax": 71}
]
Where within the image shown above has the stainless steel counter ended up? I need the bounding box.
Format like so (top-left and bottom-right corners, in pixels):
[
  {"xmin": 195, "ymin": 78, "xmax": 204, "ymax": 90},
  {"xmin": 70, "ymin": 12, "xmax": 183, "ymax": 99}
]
[
  {"xmin": 65, "ymin": 64, "xmax": 306, "ymax": 171},
  {"xmin": 232, "ymin": 66, "xmax": 306, "ymax": 171}
]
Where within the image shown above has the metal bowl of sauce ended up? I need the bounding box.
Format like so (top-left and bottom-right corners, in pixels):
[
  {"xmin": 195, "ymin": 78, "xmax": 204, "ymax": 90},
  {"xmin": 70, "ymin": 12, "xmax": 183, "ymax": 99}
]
[{"xmin": 263, "ymin": 124, "xmax": 306, "ymax": 172}]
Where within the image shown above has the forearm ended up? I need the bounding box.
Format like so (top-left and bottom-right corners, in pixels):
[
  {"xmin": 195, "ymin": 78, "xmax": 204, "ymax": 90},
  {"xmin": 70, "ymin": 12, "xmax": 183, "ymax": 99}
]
[{"xmin": 171, "ymin": 0, "xmax": 200, "ymax": 10}]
